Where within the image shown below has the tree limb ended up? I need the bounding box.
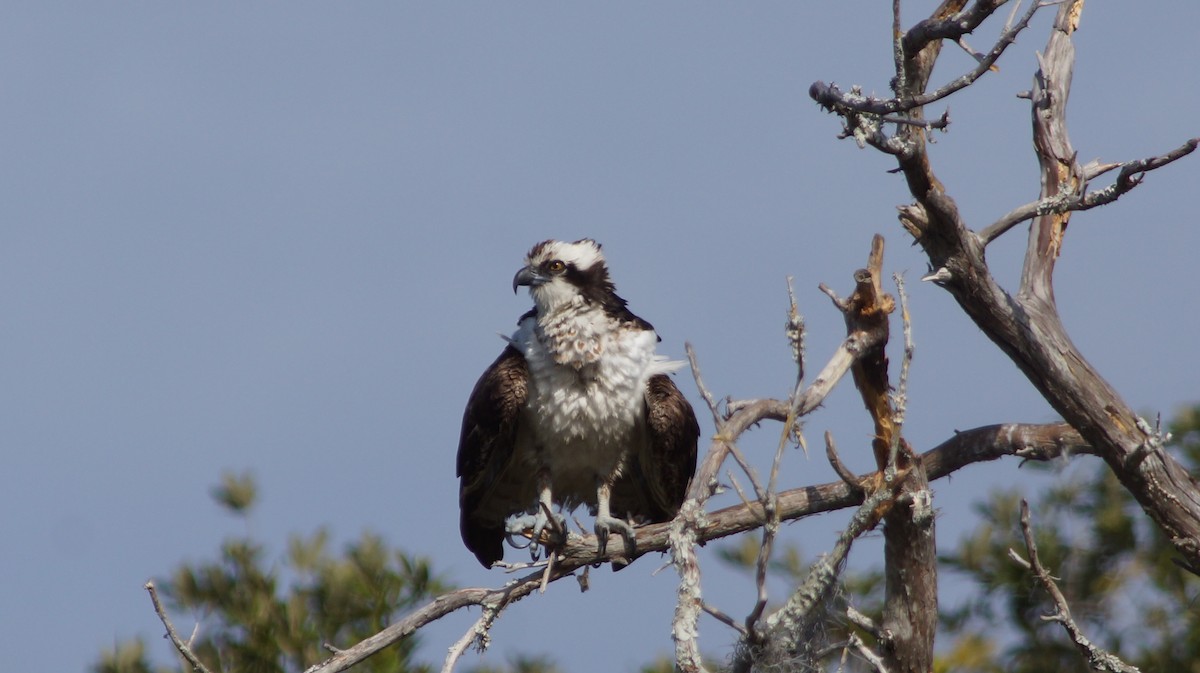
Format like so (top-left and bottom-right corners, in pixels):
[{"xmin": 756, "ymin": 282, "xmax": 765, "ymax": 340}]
[
  {"xmin": 1013, "ymin": 500, "xmax": 1144, "ymax": 673},
  {"xmin": 979, "ymin": 137, "xmax": 1199, "ymax": 243},
  {"xmin": 815, "ymin": 0, "xmax": 1200, "ymax": 569},
  {"xmin": 145, "ymin": 581, "xmax": 213, "ymax": 673},
  {"xmin": 810, "ymin": 1, "xmax": 1046, "ymax": 120},
  {"xmin": 169, "ymin": 421, "xmax": 1069, "ymax": 673},
  {"xmin": 1020, "ymin": 0, "xmax": 1084, "ymax": 302}
]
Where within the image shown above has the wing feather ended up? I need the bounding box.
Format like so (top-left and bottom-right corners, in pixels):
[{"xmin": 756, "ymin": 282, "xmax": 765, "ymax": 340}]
[
  {"xmin": 457, "ymin": 345, "xmax": 529, "ymax": 567},
  {"xmin": 631, "ymin": 373, "xmax": 699, "ymax": 520}
]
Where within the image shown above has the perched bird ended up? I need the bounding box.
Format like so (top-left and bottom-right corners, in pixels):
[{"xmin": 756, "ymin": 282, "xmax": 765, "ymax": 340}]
[{"xmin": 457, "ymin": 239, "xmax": 699, "ymax": 568}]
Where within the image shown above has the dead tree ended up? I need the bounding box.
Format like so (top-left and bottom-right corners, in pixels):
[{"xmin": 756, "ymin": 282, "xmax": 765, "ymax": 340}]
[
  {"xmin": 812, "ymin": 0, "xmax": 1200, "ymax": 573},
  {"xmin": 147, "ymin": 3, "xmax": 1195, "ymax": 672}
]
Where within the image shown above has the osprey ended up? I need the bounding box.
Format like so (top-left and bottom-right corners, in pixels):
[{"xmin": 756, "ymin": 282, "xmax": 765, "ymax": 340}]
[{"xmin": 457, "ymin": 239, "xmax": 699, "ymax": 568}]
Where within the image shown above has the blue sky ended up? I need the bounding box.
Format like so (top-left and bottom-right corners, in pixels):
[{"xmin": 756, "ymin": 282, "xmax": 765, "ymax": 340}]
[{"xmin": 2, "ymin": 4, "xmax": 1197, "ymax": 672}]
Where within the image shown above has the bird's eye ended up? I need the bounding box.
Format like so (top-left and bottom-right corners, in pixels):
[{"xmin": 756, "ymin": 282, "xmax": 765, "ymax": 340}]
[{"xmin": 547, "ymin": 260, "xmax": 566, "ymax": 274}]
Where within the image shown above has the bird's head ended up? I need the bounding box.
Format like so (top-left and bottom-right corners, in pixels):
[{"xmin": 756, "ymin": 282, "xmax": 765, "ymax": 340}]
[{"xmin": 513, "ymin": 239, "xmax": 615, "ymax": 313}]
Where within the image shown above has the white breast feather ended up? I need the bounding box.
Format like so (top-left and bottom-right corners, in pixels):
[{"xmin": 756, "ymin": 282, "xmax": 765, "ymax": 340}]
[{"xmin": 506, "ymin": 306, "xmax": 681, "ymax": 507}]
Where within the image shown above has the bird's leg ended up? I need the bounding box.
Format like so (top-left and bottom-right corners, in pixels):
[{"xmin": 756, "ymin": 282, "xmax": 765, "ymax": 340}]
[
  {"xmin": 593, "ymin": 479, "xmax": 637, "ymax": 561},
  {"xmin": 503, "ymin": 469, "xmax": 566, "ymax": 559},
  {"xmin": 528, "ymin": 468, "xmax": 566, "ymax": 558}
]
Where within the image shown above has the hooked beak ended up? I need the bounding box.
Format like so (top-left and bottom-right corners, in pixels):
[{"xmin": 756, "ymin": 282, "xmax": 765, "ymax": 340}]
[{"xmin": 512, "ymin": 266, "xmax": 543, "ymax": 294}]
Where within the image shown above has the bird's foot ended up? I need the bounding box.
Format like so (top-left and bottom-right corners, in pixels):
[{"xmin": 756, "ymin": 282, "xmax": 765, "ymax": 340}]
[
  {"xmin": 594, "ymin": 515, "xmax": 637, "ymax": 561},
  {"xmin": 505, "ymin": 508, "xmax": 567, "ymax": 561},
  {"xmin": 504, "ymin": 514, "xmax": 538, "ymax": 550}
]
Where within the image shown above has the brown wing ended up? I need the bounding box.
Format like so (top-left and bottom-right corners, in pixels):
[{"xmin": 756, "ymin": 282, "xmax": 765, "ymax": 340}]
[
  {"xmin": 618, "ymin": 373, "xmax": 699, "ymax": 522},
  {"xmin": 456, "ymin": 345, "xmax": 529, "ymax": 567}
]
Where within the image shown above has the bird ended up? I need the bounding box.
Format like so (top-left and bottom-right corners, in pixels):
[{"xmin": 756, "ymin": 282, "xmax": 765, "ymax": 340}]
[{"xmin": 456, "ymin": 238, "xmax": 699, "ymax": 568}]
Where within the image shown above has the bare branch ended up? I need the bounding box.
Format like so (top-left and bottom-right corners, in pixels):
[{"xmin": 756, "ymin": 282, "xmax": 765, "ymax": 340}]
[
  {"xmin": 326, "ymin": 423, "xmax": 1079, "ymax": 672},
  {"xmin": 890, "ymin": 0, "xmax": 904, "ymax": 94},
  {"xmin": 845, "ymin": 605, "xmax": 883, "ymax": 640},
  {"xmin": 738, "ymin": 471, "xmax": 896, "ymax": 671},
  {"xmin": 903, "ymin": 0, "xmax": 1044, "ymax": 111},
  {"xmin": 686, "ymin": 342, "xmax": 722, "ymax": 428},
  {"xmin": 980, "ymin": 137, "xmax": 1200, "ymax": 244},
  {"xmin": 903, "ymin": 0, "xmax": 1006, "ymax": 53},
  {"xmin": 271, "ymin": 421, "xmax": 1089, "ymax": 673},
  {"xmin": 819, "ymin": 0, "xmax": 1200, "ymax": 571},
  {"xmin": 825, "ymin": 431, "xmax": 864, "ymax": 495},
  {"xmin": 303, "ymin": 579, "xmax": 546, "ymax": 673},
  {"xmin": 725, "ymin": 470, "xmax": 761, "ymax": 522},
  {"xmin": 682, "ymin": 318, "xmax": 885, "ymax": 515},
  {"xmin": 785, "ymin": 276, "xmax": 806, "ymax": 384},
  {"xmin": 442, "ymin": 605, "xmax": 497, "ymax": 673},
  {"xmin": 812, "ymin": 0, "xmax": 1046, "ymax": 119},
  {"xmin": 1015, "ymin": 500, "xmax": 1144, "ymax": 673},
  {"xmin": 703, "ymin": 601, "xmax": 748, "ymax": 638},
  {"xmin": 1020, "ymin": 0, "xmax": 1085, "ymax": 300},
  {"xmin": 145, "ymin": 581, "xmax": 213, "ymax": 673},
  {"xmin": 887, "ymin": 272, "xmax": 915, "ymax": 479},
  {"xmin": 670, "ymin": 497, "xmax": 710, "ymax": 673},
  {"xmin": 727, "ymin": 441, "xmax": 768, "ymax": 504},
  {"xmin": 848, "ymin": 632, "xmax": 892, "ymax": 673}
]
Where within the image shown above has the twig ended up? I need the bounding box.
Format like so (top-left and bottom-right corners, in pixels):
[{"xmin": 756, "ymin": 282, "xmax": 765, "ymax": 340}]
[
  {"xmin": 492, "ymin": 558, "xmax": 548, "ymax": 574},
  {"xmin": 441, "ymin": 611, "xmax": 486, "ymax": 673},
  {"xmin": 670, "ymin": 498, "xmax": 709, "ymax": 673},
  {"xmin": 979, "ymin": 137, "xmax": 1200, "ymax": 244},
  {"xmin": 703, "ymin": 601, "xmax": 748, "ymax": 637},
  {"xmin": 538, "ymin": 551, "xmax": 556, "ymax": 593},
  {"xmin": 813, "ymin": 0, "xmax": 1047, "ymax": 118},
  {"xmin": 824, "ymin": 431, "xmax": 863, "ymax": 495},
  {"xmin": 674, "ymin": 314, "xmax": 889, "ymax": 672},
  {"xmin": 725, "ymin": 470, "xmax": 763, "ymax": 523},
  {"xmin": 331, "ymin": 425, "xmax": 1092, "ymax": 672},
  {"xmin": 292, "ymin": 422, "xmax": 1088, "ymax": 673},
  {"xmin": 791, "ymin": 328, "xmax": 886, "ymax": 423},
  {"xmin": 145, "ymin": 581, "xmax": 213, "ymax": 673},
  {"xmin": 845, "ymin": 605, "xmax": 883, "ymax": 640},
  {"xmin": 886, "ymin": 272, "xmax": 915, "ymax": 480},
  {"xmin": 785, "ymin": 276, "xmax": 805, "ymax": 383},
  {"xmin": 848, "ymin": 632, "xmax": 891, "ymax": 673},
  {"xmin": 686, "ymin": 342, "xmax": 722, "ymax": 427},
  {"xmin": 304, "ymin": 575, "xmax": 543, "ymax": 673},
  {"xmin": 750, "ymin": 477, "xmax": 895, "ymax": 661},
  {"xmin": 890, "ymin": 0, "xmax": 904, "ymax": 95},
  {"xmin": 1014, "ymin": 500, "xmax": 1143, "ymax": 673},
  {"xmin": 726, "ymin": 441, "xmax": 768, "ymax": 503},
  {"xmin": 745, "ymin": 493, "xmax": 779, "ymax": 636},
  {"xmin": 775, "ymin": 278, "xmax": 810, "ymax": 467}
]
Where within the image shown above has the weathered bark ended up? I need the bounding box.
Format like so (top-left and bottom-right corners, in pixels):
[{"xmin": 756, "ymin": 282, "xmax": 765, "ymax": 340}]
[
  {"xmin": 841, "ymin": 237, "xmax": 937, "ymax": 673},
  {"xmin": 814, "ymin": 0, "xmax": 1200, "ymax": 570},
  {"xmin": 1015, "ymin": 2, "xmax": 1200, "ymax": 568},
  {"xmin": 149, "ymin": 415, "xmax": 1087, "ymax": 673},
  {"xmin": 916, "ymin": 0, "xmax": 1200, "ymax": 571}
]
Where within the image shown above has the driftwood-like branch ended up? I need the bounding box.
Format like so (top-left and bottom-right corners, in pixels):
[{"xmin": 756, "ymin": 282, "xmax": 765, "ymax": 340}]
[
  {"xmin": 173, "ymin": 420, "xmax": 1071, "ymax": 673},
  {"xmin": 735, "ymin": 237, "xmax": 902, "ymax": 672},
  {"xmin": 879, "ymin": 289, "xmax": 938, "ymax": 673},
  {"xmin": 979, "ymin": 137, "xmax": 1199, "ymax": 243},
  {"xmin": 811, "ymin": 0, "xmax": 1046, "ymax": 132},
  {"xmin": 1012, "ymin": 500, "xmax": 1143, "ymax": 673},
  {"xmin": 1020, "ymin": 0, "xmax": 1084, "ymax": 301},
  {"xmin": 736, "ymin": 467, "xmax": 896, "ymax": 672},
  {"xmin": 673, "ymin": 305, "xmax": 891, "ymax": 673},
  {"xmin": 145, "ymin": 581, "xmax": 213, "ymax": 673},
  {"xmin": 828, "ymin": 237, "xmax": 937, "ymax": 673},
  {"xmin": 815, "ymin": 0, "xmax": 1200, "ymax": 571}
]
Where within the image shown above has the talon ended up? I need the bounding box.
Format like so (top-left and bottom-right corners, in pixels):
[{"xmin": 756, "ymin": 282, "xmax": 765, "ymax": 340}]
[
  {"xmin": 594, "ymin": 515, "xmax": 637, "ymax": 560},
  {"xmin": 508, "ymin": 507, "xmax": 566, "ymax": 561},
  {"xmin": 504, "ymin": 514, "xmax": 538, "ymax": 550}
]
